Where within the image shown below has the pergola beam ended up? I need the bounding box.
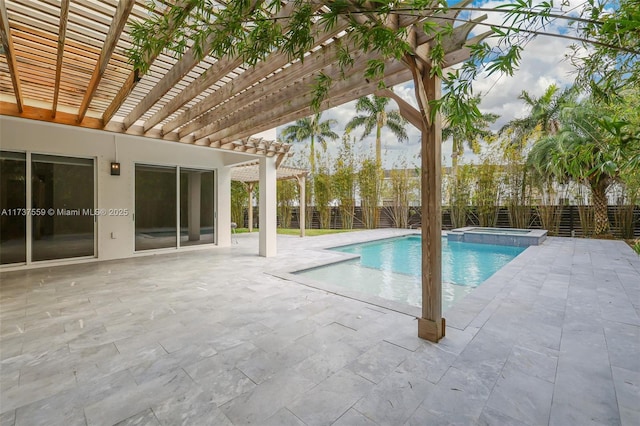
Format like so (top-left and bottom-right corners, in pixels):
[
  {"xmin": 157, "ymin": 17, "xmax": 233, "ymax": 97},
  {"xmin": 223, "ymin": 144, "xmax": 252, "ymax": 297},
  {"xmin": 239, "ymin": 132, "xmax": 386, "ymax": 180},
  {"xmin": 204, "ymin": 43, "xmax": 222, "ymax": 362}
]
[
  {"xmin": 205, "ymin": 63, "xmax": 411, "ymax": 145},
  {"xmin": 77, "ymin": 0, "xmax": 134, "ymax": 123},
  {"xmin": 196, "ymin": 40, "xmax": 475, "ymax": 145},
  {"xmin": 0, "ymin": 101, "xmax": 103, "ymax": 129},
  {"xmin": 51, "ymin": 0, "xmax": 69, "ymax": 118},
  {"xmin": 188, "ymin": 43, "xmax": 375, "ymax": 140},
  {"xmin": 375, "ymin": 88, "xmax": 422, "ymax": 129},
  {"xmin": 163, "ymin": 21, "xmax": 351, "ymax": 136},
  {"xmin": 0, "ymin": 0, "xmax": 24, "ymax": 112},
  {"xmin": 122, "ymin": 0, "xmax": 262, "ymax": 130}
]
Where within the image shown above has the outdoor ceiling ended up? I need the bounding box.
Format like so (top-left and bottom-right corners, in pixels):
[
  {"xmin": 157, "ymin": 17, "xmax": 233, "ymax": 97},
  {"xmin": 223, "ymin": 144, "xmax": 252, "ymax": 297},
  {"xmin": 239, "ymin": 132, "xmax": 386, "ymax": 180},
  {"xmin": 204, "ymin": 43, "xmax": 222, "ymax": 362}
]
[{"xmin": 0, "ymin": 0, "xmax": 484, "ymax": 163}]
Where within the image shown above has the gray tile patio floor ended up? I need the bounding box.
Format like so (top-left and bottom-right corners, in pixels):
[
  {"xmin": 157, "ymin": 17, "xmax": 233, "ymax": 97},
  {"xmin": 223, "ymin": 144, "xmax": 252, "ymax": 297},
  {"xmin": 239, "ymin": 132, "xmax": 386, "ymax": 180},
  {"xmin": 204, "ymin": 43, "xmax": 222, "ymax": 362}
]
[{"xmin": 1, "ymin": 230, "xmax": 638, "ymax": 425}]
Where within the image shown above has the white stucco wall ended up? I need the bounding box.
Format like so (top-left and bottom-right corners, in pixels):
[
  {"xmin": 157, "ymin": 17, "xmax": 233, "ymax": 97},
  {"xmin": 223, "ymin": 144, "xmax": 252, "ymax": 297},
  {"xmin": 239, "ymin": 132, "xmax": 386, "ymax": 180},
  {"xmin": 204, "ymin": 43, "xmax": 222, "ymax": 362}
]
[{"xmin": 0, "ymin": 116, "xmax": 261, "ymax": 268}]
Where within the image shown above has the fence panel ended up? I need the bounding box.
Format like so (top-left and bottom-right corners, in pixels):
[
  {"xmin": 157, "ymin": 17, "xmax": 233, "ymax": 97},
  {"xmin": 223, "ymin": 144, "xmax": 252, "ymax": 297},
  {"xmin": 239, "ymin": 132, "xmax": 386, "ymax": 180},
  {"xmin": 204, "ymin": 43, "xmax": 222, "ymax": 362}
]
[{"xmin": 246, "ymin": 205, "xmax": 640, "ymax": 237}]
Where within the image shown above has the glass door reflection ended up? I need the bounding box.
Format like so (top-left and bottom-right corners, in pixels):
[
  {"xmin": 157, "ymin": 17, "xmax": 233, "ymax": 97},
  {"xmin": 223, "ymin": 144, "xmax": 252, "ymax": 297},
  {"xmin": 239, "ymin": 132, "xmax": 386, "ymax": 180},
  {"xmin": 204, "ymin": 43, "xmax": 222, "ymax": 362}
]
[
  {"xmin": 180, "ymin": 169, "xmax": 215, "ymax": 246},
  {"xmin": 31, "ymin": 154, "xmax": 95, "ymax": 261},
  {"xmin": 0, "ymin": 151, "xmax": 27, "ymax": 264},
  {"xmin": 135, "ymin": 164, "xmax": 177, "ymax": 251}
]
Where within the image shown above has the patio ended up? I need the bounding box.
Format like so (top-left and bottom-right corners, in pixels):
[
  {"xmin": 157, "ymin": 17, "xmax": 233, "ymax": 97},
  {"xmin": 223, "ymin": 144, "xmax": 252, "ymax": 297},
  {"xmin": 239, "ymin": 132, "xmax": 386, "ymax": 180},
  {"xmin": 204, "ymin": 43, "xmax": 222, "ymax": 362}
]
[{"xmin": 0, "ymin": 231, "xmax": 638, "ymax": 426}]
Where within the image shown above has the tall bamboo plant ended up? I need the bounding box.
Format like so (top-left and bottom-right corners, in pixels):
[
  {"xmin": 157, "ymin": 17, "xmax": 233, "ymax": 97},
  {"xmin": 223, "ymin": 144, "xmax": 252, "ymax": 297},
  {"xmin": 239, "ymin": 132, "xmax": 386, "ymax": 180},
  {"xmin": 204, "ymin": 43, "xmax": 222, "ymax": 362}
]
[
  {"xmin": 502, "ymin": 144, "xmax": 532, "ymax": 229},
  {"xmin": 385, "ymin": 159, "xmax": 416, "ymax": 229},
  {"xmin": 333, "ymin": 135, "xmax": 357, "ymax": 229},
  {"xmin": 358, "ymin": 157, "xmax": 380, "ymax": 229},
  {"xmin": 534, "ymin": 177, "xmax": 564, "ymax": 235},
  {"xmin": 314, "ymin": 163, "xmax": 333, "ymax": 229},
  {"xmin": 277, "ymin": 180, "xmax": 297, "ymax": 228},
  {"xmin": 449, "ymin": 164, "xmax": 473, "ymax": 228},
  {"xmin": 614, "ymin": 171, "xmax": 640, "ymax": 239},
  {"xmin": 573, "ymin": 185, "xmax": 595, "ymax": 237},
  {"xmin": 472, "ymin": 159, "xmax": 500, "ymax": 227},
  {"xmin": 231, "ymin": 181, "xmax": 249, "ymax": 226}
]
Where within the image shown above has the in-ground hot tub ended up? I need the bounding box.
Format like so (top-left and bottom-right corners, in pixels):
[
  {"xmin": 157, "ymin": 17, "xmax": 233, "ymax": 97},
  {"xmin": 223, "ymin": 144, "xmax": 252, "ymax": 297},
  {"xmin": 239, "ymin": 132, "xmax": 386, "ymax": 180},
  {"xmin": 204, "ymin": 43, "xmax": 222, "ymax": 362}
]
[{"xmin": 447, "ymin": 227, "xmax": 547, "ymax": 247}]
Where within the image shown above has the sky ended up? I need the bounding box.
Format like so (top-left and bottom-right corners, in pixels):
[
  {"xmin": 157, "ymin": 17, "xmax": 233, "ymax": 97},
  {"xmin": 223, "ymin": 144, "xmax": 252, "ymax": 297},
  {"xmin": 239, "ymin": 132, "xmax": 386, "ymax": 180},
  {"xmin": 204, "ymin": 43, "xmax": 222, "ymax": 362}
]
[{"xmin": 275, "ymin": 0, "xmax": 586, "ymax": 170}]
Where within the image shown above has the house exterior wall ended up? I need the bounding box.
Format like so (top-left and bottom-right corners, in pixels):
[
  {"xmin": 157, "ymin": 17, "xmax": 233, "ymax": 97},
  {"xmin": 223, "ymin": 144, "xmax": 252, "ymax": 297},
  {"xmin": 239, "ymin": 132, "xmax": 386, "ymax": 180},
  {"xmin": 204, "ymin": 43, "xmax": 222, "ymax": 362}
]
[{"xmin": 0, "ymin": 116, "xmax": 240, "ymax": 269}]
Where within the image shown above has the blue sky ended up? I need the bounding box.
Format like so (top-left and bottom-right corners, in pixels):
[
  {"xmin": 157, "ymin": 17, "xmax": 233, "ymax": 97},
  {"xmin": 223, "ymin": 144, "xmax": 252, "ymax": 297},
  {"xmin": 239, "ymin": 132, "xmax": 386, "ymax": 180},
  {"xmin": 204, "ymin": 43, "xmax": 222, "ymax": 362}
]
[{"xmin": 276, "ymin": 0, "xmax": 585, "ymax": 169}]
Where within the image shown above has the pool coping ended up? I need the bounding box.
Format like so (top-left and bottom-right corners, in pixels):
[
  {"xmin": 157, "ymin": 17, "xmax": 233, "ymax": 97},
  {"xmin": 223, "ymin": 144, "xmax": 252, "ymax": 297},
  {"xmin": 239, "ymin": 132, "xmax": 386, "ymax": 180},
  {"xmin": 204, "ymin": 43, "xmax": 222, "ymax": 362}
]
[{"xmin": 269, "ymin": 231, "xmax": 539, "ymax": 331}]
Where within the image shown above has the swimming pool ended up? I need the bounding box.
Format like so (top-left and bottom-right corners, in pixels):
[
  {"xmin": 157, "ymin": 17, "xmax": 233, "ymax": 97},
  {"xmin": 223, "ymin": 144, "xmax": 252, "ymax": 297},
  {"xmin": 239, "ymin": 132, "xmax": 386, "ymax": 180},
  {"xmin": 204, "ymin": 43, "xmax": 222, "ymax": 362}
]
[{"xmin": 294, "ymin": 235, "xmax": 525, "ymax": 311}]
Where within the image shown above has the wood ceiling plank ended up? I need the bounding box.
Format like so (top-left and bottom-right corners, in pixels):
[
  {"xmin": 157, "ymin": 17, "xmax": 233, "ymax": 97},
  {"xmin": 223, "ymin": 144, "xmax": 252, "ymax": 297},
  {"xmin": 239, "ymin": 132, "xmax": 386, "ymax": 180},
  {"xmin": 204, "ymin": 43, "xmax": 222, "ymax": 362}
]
[
  {"xmin": 10, "ymin": 13, "xmax": 103, "ymax": 50},
  {"xmin": 12, "ymin": 24, "xmax": 104, "ymax": 58}
]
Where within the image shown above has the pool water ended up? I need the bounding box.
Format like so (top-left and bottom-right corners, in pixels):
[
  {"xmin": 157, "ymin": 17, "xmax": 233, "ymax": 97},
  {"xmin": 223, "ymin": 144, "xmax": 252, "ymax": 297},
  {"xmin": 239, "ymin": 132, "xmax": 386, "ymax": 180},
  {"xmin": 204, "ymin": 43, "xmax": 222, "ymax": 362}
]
[{"xmin": 295, "ymin": 236, "xmax": 525, "ymax": 310}]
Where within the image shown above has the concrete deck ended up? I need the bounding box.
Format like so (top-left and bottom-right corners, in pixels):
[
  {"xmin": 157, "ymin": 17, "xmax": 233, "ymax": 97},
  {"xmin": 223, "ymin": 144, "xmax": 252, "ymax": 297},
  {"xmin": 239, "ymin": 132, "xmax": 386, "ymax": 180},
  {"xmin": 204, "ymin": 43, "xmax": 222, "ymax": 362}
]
[{"xmin": 1, "ymin": 230, "xmax": 639, "ymax": 426}]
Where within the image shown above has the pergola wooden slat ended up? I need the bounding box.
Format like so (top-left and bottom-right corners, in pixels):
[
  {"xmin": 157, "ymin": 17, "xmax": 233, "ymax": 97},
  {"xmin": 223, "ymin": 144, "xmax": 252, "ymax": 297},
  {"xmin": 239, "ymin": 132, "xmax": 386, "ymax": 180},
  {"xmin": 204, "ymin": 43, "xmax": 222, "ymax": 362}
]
[
  {"xmin": 51, "ymin": 0, "xmax": 69, "ymax": 117},
  {"xmin": 0, "ymin": 0, "xmax": 23, "ymax": 111},
  {"xmin": 77, "ymin": 0, "xmax": 134, "ymax": 123}
]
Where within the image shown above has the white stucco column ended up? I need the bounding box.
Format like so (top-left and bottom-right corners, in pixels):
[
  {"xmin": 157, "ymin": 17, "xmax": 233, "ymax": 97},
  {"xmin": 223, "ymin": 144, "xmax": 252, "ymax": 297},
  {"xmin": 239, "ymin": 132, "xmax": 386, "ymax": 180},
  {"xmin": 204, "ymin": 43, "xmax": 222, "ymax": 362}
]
[
  {"xmin": 217, "ymin": 166, "xmax": 232, "ymax": 247},
  {"xmin": 259, "ymin": 156, "xmax": 277, "ymax": 257}
]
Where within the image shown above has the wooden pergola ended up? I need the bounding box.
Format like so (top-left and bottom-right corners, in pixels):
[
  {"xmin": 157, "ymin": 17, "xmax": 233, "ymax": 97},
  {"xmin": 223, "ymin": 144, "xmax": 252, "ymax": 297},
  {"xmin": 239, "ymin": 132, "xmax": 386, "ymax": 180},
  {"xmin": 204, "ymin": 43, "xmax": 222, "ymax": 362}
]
[
  {"xmin": 0, "ymin": 0, "xmax": 486, "ymax": 342},
  {"xmin": 231, "ymin": 160, "xmax": 308, "ymax": 237}
]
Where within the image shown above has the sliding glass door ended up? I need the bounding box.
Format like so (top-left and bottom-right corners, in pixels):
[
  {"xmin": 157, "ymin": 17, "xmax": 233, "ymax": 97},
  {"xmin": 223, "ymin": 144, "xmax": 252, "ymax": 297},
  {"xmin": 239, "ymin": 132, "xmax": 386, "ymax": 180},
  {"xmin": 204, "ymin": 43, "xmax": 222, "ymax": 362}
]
[
  {"xmin": 135, "ymin": 165, "xmax": 177, "ymax": 251},
  {"xmin": 135, "ymin": 164, "xmax": 215, "ymax": 251},
  {"xmin": 0, "ymin": 151, "xmax": 95, "ymax": 265},
  {"xmin": 0, "ymin": 151, "xmax": 26, "ymax": 264},
  {"xmin": 31, "ymin": 154, "xmax": 95, "ymax": 261}
]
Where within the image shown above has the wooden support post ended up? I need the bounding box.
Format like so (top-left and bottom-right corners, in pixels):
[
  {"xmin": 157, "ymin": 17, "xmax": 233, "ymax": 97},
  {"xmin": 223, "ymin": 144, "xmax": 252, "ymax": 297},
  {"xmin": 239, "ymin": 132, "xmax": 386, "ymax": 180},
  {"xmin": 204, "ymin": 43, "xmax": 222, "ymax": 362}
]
[
  {"xmin": 297, "ymin": 174, "xmax": 306, "ymax": 238},
  {"xmin": 247, "ymin": 182, "xmax": 255, "ymax": 232},
  {"xmin": 407, "ymin": 58, "xmax": 445, "ymax": 343}
]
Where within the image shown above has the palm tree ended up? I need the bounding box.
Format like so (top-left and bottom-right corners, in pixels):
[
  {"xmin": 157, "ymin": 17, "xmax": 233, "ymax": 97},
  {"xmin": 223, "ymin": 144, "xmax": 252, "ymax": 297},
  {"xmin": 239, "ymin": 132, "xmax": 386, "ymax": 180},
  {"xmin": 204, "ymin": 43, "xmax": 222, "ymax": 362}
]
[
  {"xmin": 442, "ymin": 95, "xmax": 498, "ymax": 181},
  {"xmin": 346, "ymin": 95, "xmax": 408, "ymax": 165},
  {"xmin": 281, "ymin": 113, "xmax": 339, "ymax": 174},
  {"xmin": 501, "ymin": 84, "xmax": 574, "ymax": 149},
  {"xmin": 527, "ymin": 100, "xmax": 640, "ymax": 236}
]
